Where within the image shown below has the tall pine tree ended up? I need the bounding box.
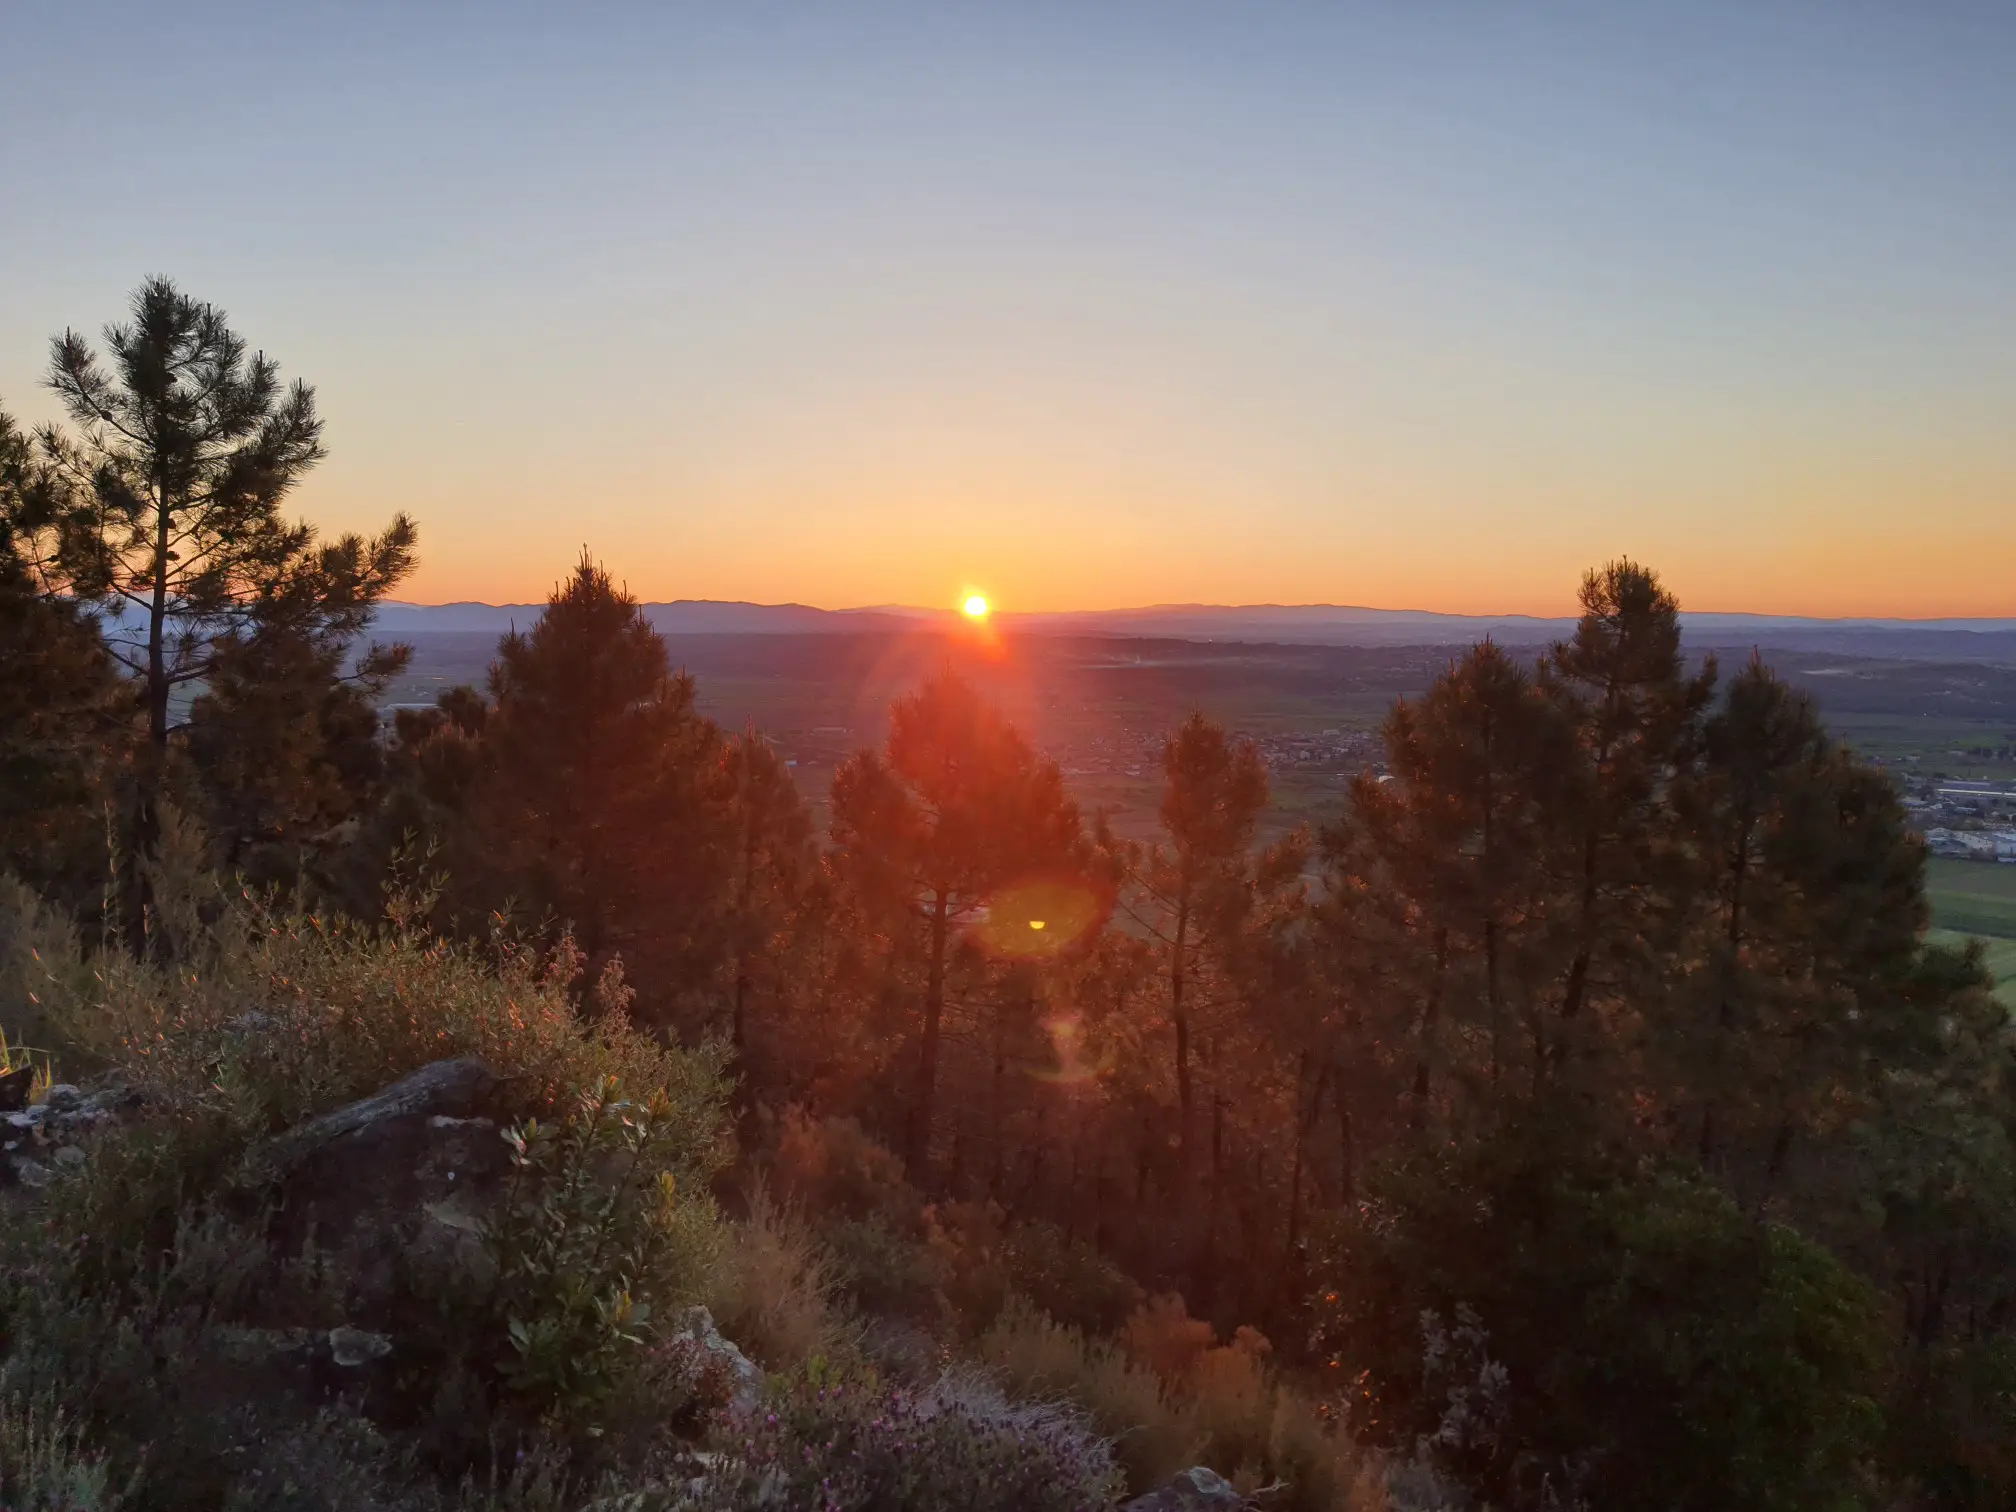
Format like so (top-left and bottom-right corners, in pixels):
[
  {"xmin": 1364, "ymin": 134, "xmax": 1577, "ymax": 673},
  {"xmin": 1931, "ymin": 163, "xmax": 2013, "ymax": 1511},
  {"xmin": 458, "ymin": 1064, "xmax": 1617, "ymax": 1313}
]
[{"xmin": 36, "ymin": 279, "xmax": 414, "ymax": 929}]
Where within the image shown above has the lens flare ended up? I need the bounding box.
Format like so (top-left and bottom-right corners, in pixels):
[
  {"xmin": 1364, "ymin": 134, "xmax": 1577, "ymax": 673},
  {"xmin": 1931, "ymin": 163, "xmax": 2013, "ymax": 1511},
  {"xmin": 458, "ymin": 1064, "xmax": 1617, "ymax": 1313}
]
[
  {"xmin": 971, "ymin": 875, "xmax": 1107, "ymax": 960},
  {"xmin": 962, "ymin": 593, "xmax": 990, "ymax": 620}
]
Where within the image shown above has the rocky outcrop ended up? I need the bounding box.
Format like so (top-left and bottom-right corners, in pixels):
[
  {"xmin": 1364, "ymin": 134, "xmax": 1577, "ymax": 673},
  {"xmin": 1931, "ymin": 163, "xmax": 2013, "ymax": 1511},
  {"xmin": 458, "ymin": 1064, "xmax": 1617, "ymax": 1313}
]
[
  {"xmin": 1121, "ymin": 1466, "xmax": 1246, "ymax": 1511},
  {"xmin": 671, "ymin": 1305, "xmax": 765, "ymax": 1411},
  {"xmin": 240, "ymin": 1058, "xmax": 516, "ymax": 1324},
  {"xmin": 242, "ymin": 1056, "xmax": 508, "ymax": 1179},
  {"xmin": 2, "ymin": 1080, "xmax": 129, "ymax": 1187}
]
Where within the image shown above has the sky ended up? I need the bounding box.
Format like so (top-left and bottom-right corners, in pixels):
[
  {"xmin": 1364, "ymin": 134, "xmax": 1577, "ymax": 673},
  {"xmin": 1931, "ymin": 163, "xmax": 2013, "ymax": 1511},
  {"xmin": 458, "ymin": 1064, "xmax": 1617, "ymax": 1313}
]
[{"xmin": 3, "ymin": 2, "xmax": 2014, "ymax": 617}]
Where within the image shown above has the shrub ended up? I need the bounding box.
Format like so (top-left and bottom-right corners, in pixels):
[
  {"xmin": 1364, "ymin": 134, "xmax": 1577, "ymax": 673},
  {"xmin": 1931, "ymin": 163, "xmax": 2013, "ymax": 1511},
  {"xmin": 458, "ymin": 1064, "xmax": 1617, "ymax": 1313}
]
[
  {"xmin": 979, "ymin": 1296, "xmax": 1366, "ymax": 1509},
  {"xmin": 0, "ymin": 1394, "xmax": 125, "ymax": 1512},
  {"xmin": 692, "ymin": 1366, "xmax": 1123, "ymax": 1512},
  {"xmin": 0, "ymin": 891, "xmax": 736, "ymax": 1509},
  {"xmin": 823, "ymin": 1213, "xmax": 948, "ymax": 1318},
  {"xmin": 977, "ymin": 1298, "xmax": 1195, "ymax": 1491},
  {"xmin": 766, "ymin": 1109, "xmax": 921, "ymax": 1228},
  {"xmin": 484, "ymin": 1077, "xmax": 720, "ymax": 1425},
  {"xmin": 1311, "ymin": 1129, "xmax": 1888, "ymax": 1512},
  {"xmin": 997, "ymin": 1220, "xmax": 1143, "ymax": 1337},
  {"xmin": 46, "ymin": 893, "xmax": 728, "ymax": 1143},
  {"xmin": 701, "ymin": 1183, "xmax": 850, "ymax": 1372},
  {"xmin": 925, "ymin": 1203, "xmax": 1142, "ymax": 1338}
]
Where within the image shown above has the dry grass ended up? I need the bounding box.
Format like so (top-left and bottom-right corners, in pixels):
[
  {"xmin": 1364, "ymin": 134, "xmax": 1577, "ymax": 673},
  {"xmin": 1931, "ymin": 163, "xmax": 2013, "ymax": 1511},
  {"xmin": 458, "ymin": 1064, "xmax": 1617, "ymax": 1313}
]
[
  {"xmin": 701, "ymin": 1183, "xmax": 853, "ymax": 1372},
  {"xmin": 35, "ymin": 888, "xmax": 730, "ymax": 1155},
  {"xmin": 977, "ymin": 1295, "xmax": 1372, "ymax": 1511}
]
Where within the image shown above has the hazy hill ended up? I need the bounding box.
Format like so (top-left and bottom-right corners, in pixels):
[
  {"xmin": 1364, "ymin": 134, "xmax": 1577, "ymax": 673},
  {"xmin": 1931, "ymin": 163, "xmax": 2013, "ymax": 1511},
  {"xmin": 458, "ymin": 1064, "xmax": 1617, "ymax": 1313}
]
[{"xmin": 370, "ymin": 600, "xmax": 2016, "ymax": 664}]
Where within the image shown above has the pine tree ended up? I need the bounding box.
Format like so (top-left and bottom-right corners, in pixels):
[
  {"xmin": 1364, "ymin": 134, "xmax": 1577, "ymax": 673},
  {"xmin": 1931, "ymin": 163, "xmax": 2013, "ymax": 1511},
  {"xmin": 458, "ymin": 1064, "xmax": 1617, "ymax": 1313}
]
[
  {"xmin": 1650, "ymin": 654, "xmax": 1942, "ymax": 1198},
  {"xmin": 1537, "ymin": 560, "xmax": 1713, "ymax": 1078},
  {"xmin": 0, "ymin": 403, "xmax": 125, "ymax": 902},
  {"xmin": 478, "ymin": 553, "xmax": 729, "ymax": 1020},
  {"xmin": 720, "ymin": 725, "xmax": 816, "ymax": 1063},
  {"xmin": 183, "ymin": 622, "xmax": 404, "ymax": 884},
  {"xmin": 1320, "ymin": 640, "xmax": 1574, "ymax": 1135},
  {"xmin": 36, "ymin": 279, "xmax": 414, "ymax": 927},
  {"xmin": 829, "ymin": 672, "xmax": 1084, "ymax": 1179}
]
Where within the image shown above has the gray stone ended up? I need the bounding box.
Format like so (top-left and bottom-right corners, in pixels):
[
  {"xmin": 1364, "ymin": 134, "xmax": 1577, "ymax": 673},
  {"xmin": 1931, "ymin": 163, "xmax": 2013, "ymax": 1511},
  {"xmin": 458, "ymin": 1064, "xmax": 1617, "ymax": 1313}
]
[
  {"xmin": 9, "ymin": 1156, "xmax": 51, "ymax": 1189},
  {"xmin": 40, "ymin": 1083, "xmax": 84, "ymax": 1113},
  {"xmin": 244, "ymin": 1057, "xmax": 506, "ymax": 1181},
  {"xmin": 52, "ymin": 1144, "xmax": 87, "ymax": 1168},
  {"xmin": 1120, "ymin": 1466, "xmax": 1245, "ymax": 1511},
  {"xmin": 328, "ymin": 1326, "xmax": 393, "ymax": 1367},
  {"xmin": 673, "ymin": 1305, "xmax": 764, "ymax": 1409}
]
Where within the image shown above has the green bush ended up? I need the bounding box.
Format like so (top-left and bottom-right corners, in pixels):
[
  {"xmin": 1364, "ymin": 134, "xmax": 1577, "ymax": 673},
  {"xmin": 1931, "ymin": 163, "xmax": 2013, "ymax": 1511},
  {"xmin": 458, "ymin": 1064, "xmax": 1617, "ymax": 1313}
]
[
  {"xmin": 1311, "ymin": 1127, "xmax": 1888, "ymax": 1512},
  {"xmin": 0, "ymin": 891, "xmax": 736, "ymax": 1510},
  {"xmin": 485, "ymin": 1078, "xmax": 720, "ymax": 1425}
]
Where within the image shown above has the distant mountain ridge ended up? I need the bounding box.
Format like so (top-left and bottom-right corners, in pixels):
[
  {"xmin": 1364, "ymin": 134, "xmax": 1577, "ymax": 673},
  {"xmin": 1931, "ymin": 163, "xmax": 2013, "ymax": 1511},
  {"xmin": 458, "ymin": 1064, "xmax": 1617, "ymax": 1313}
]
[{"xmin": 370, "ymin": 599, "xmax": 2016, "ymax": 655}]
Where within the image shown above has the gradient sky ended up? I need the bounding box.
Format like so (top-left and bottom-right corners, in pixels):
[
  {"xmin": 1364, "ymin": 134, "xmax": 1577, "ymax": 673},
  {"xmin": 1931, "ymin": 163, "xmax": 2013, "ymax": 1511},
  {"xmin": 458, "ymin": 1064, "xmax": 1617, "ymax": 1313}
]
[{"xmin": 4, "ymin": 2, "xmax": 2014, "ymax": 616}]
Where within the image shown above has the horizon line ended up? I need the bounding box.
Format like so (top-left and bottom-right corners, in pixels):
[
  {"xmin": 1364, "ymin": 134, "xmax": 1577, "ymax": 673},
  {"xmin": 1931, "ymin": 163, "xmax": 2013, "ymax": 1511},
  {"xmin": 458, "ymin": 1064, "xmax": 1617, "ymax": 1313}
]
[{"xmin": 375, "ymin": 598, "xmax": 2016, "ymax": 629}]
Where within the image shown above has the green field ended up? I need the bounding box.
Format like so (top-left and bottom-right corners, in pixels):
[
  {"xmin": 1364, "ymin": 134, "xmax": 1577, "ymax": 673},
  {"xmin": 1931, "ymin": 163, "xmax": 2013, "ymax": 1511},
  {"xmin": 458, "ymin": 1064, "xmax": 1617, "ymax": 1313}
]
[
  {"xmin": 1926, "ymin": 857, "xmax": 2016, "ymax": 937},
  {"xmin": 1925, "ymin": 858, "xmax": 2016, "ymax": 1008}
]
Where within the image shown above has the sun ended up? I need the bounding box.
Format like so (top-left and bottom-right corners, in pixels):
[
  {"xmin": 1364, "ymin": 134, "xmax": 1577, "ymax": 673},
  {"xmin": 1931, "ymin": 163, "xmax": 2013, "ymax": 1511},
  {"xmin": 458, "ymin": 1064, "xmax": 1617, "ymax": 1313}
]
[{"xmin": 962, "ymin": 593, "xmax": 990, "ymax": 620}]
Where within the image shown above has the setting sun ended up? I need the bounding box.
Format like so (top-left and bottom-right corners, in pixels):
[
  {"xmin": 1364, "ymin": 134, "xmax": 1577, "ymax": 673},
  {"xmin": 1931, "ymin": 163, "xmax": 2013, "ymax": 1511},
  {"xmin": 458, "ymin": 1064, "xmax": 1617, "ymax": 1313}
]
[{"xmin": 962, "ymin": 593, "xmax": 990, "ymax": 620}]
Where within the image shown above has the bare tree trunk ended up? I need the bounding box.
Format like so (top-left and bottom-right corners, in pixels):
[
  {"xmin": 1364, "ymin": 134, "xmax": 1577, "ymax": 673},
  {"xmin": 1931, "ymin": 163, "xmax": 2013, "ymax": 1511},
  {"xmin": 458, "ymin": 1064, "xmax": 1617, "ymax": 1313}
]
[
  {"xmin": 908, "ymin": 888, "xmax": 949, "ymax": 1180},
  {"xmin": 1171, "ymin": 892, "xmax": 1195, "ymax": 1174},
  {"xmin": 126, "ymin": 480, "xmax": 173, "ymax": 946},
  {"xmin": 1699, "ymin": 826, "xmax": 1751, "ymax": 1163},
  {"xmin": 1412, "ymin": 927, "xmax": 1448, "ymax": 1132}
]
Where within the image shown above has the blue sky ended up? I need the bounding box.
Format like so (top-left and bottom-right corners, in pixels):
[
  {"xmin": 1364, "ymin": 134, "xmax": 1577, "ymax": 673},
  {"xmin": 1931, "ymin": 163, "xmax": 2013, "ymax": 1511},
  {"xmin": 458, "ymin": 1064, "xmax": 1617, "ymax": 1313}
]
[{"xmin": 4, "ymin": 2, "xmax": 2013, "ymax": 614}]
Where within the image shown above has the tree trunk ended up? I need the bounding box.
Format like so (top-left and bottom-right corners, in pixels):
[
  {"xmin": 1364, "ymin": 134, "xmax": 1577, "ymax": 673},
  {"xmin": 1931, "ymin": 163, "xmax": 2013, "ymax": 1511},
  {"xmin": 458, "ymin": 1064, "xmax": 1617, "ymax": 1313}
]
[
  {"xmin": 126, "ymin": 480, "xmax": 174, "ymax": 946},
  {"xmin": 1171, "ymin": 891, "xmax": 1195, "ymax": 1175},
  {"xmin": 1557, "ymin": 681, "xmax": 1622, "ymax": 1038},
  {"xmin": 1699, "ymin": 822, "xmax": 1751, "ymax": 1163},
  {"xmin": 908, "ymin": 887, "xmax": 949, "ymax": 1179},
  {"xmin": 731, "ymin": 799, "xmax": 758, "ymax": 1056},
  {"xmin": 1336, "ymin": 1091, "xmax": 1355, "ymax": 1208},
  {"xmin": 1280, "ymin": 1056, "xmax": 1327, "ymax": 1308},
  {"xmin": 1412, "ymin": 927, "xmax": 1448, "ymax": 1131}
]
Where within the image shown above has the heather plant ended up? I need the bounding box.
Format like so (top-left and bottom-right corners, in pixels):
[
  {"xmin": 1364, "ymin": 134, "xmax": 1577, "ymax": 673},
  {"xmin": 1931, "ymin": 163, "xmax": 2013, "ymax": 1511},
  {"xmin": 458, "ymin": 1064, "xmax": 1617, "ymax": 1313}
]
[
  {"xmin": 977, "ymin": 1296, "xmax": 1367, "ymax": 1508},
  {"xmin": 692, "ymin": 1366, "xmax": 1123, "ymax": 1512}
]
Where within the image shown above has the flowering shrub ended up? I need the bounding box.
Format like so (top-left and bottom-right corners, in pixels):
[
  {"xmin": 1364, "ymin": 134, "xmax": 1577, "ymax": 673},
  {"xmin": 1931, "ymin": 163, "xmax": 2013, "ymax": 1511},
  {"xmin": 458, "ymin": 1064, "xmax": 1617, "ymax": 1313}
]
[{"xmin": 693, "ymin": 1367, "xmax": 1122, "ymax": 1512}]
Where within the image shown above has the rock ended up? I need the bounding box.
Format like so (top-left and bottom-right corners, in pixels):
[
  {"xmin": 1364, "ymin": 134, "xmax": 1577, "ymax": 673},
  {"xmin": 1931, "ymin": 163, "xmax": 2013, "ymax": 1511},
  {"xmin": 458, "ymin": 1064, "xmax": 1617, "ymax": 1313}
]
[
  {"xmin": 9, "ymin": 1155, "xmax": 51, "ymax": 1189},
  {"xmin": 39, "ymin": 1083, "xmax": 84, "ymax": 1113},
  {"xmin": 244, "ymin": 1057, "xmax": 508, "ymax": 1181},
  {"xmin": 673, "ymin": 1305, "xmax": 764, "ymax": 1409},
  {"xmin": 328, "ymin": 1326, "xmax": 393, "ymax": 1367},
  {"xmin": 52, "ymin": 1144, "xmax": 87, "ymax": 1168},
  {"xmin": 1121, "ymin": 1466, "xmax": 1245, "ymax": 1511},
  {"xmin": 0, "ymin": 1065, "xmax": 32, "ymax": 1113},
  {"xmin": 246, "ymin": 1059, "xmax": 515, "ymax": 1329}
]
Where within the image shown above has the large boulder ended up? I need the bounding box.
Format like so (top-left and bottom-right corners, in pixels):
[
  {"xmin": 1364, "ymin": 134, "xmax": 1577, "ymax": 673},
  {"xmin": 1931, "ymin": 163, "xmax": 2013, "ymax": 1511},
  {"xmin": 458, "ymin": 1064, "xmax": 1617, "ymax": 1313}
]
[
  {"xmin": 243, "ymin": 1057, "xmax": 516, "ymax": 1321},
  {"xmin": 1121, "ymin": 1466, "xmax": 1245, "ymax": 1511}
]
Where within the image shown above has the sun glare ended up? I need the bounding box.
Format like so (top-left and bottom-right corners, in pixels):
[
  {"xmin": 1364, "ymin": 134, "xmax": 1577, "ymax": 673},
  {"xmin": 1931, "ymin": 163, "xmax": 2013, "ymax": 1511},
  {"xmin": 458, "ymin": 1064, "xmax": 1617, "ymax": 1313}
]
[{"xmin": 962, "ymin": 593, "xmax": 990, "ymax": 620}]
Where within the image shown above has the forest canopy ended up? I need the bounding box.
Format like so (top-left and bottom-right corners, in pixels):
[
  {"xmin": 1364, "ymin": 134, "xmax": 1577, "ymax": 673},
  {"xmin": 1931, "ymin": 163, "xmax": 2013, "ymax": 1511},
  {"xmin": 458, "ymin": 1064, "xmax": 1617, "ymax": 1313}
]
[{"xmin": 1, "ymin": 283, "xmax": 2012, "ymax": 1512}]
